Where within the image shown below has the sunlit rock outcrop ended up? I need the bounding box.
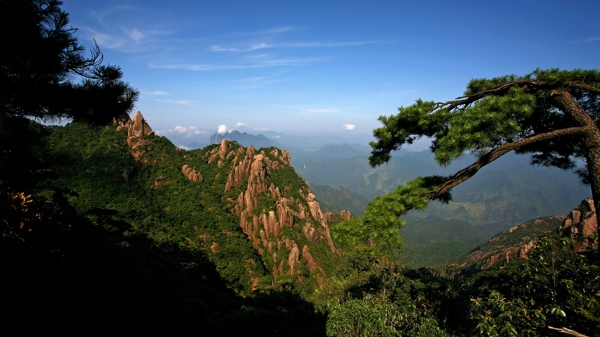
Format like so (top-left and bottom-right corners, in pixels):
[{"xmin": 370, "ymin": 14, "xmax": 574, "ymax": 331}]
[
  {"xmin": 116, "ymin": 111, "xmax": 154, "ymax": 160},
  {"xmin": 559, "ymin": 198, "xmax": 598, "ymax": 252},
  {"xmin": 207, "ymin": 140, "xmax": 336, "ymax": 282},
  {"xmin": 182, "ymin": 164, "xmax": 203, "ymax": 182},
  {"xmin": 459, "ymin": 199, "xmax": 598, "ymax": 273}
]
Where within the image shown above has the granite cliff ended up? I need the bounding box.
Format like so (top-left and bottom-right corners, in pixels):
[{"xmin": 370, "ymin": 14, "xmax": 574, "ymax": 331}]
[
  {"xmin": 459, "ymin": 199, "xmax": 598, "ymax": 272},
  {"xmin": 119, "ymin": 112, "xmax": 339, "ymax": 287}
]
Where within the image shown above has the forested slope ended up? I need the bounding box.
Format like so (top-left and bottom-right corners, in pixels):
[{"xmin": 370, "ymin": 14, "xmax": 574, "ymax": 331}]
[{"xmin": 2, "ymin": 113, "xmax": 342, "ymax": 335}]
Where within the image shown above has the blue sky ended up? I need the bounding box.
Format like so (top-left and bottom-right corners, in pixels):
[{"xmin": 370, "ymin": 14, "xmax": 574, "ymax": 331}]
[{"xmin": 62, "ymin": 0, "xmax": 600, "ymax": 142}]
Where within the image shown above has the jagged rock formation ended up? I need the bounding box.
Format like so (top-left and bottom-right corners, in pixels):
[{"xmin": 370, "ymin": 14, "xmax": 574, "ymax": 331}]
[
  {"xmin": 458, "ymin": 215, "xmax": 567, "ymax": 272},
  {"xmin": 558, "ymin": 198, "xmax": 598, "ymax": 252},
  {"xmin": 118, "ymin": 113, "xmax": 339, "ymax": 288},
  {"xmin": 116, "ymin": 111, "xmax": 154, "ymax": 160},
  {"xmin": 203, "ymin": 140, "xmax": 337, "ymax": 283},
  {"xmin": 459, "ymin": 199, "xmax": 598, "ymax": 272},
  {"xmin": 182, "ymin": 164, "xmax": 203, "ymax": 182},
  {"xmin": 324, "ymin": 210, "xmax": 354, "ymax": 223}
]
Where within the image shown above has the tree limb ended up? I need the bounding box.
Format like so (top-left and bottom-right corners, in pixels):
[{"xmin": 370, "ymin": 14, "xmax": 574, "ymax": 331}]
[{"xmin": 424, "ymin": 126, "xmax": 590, "ymax": 199}]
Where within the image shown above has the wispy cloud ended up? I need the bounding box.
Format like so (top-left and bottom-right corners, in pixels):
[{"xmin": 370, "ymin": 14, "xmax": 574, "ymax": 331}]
[
  {"xmin": 210, "ymin": 40, "xmax": 390, "ymax": 52},
  {"xmin": 156, "ymin": 126, "xmax": 205, "ymax": 137},
  {"xmin": 343, "ymin": 124, "xmax": 356, "ymax": 131},
  {"xmin": 210, "ymin": 42, "xmax": 271, "ymax": 52},
  {"xmin": 86, "ymin": 26, "xmax": 173, "ymax": 52},
  {"xmin": 156, "ymin": 99, "xmax": 195, "ymax": 105},
  {"xmin": 235, "ymin": 122, "xmax": 247, "ymax": 128},
  {"xmin": 571, "ymin": 36, "xmax": 600, "ymax": 44},
  {"xmin": 149, "ymin": 57, "xmax": 324, "ymax": 71},
  {"xmin": 256, "ymin": 26, "xmax": 294, "ymax": 35},
  {"xmin": 81, "ymin": 5, "xmax": 174, "ymax": 52},
  {"xmin": 143, "ymin": 90, "xmax": 169, "ymax": 96}
]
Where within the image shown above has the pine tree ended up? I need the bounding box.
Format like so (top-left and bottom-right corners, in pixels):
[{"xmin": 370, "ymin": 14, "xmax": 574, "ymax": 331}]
[
  {"xmin": 0, "ymin": 0, "xmax": 138, "ymax": 125},
  {"xmin": 336, "ymin": 69, "xmax": 600, "ymax": 254}
]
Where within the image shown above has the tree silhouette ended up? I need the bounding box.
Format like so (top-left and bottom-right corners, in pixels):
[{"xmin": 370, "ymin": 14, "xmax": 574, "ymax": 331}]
[{"xmin": 0, "ymin": 0, "xmax": 138, "ymax": 125}]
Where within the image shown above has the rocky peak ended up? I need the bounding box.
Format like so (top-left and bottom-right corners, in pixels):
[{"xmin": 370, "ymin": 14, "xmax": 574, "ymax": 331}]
[
  {"xmin": 323, "ymin": 210, "xmax": 354, "ymax": 223},
  {"xmin": 457, "ymin": 215, "xmax": 567, "ymax": 272},
  {"xmin": 558, "ymin": 199, "xmax": 598, "ymax": 252},
  {"xmin": 201, "ymin": 139, "xmax": 338, "ymax": 283},
  {"xmin": 116, "ymin": 111, "xmax": 154, "ymax": 160},
  {"xmin": 459, "ymin": 199, "xmax": 599, "ymax": 273},
  {"xmin": 182, "ymin": 164, "xmax": 203, "ymax": 182}
]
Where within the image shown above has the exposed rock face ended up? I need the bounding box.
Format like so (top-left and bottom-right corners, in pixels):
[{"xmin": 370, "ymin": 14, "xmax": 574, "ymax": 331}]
[
  {"xmin": 182, "ymin": 164, "xmax": 203, "ymax": 182},
  {"xmin": 210, "ymin": 242, "xmax": 221, "ymax": 253},
  {"xmin": 458, "ymin": 215, "xmax": 567, "ymax": 272},
  {"xmin": 460, "ymin": 199, "xmax": 599, "ymax": 273},
  {"xmin": 207, "ymin": 140, "xmax": 336, "ymax": 282},
  {"xmin": 116, "ymin": 111, "xmax": 154, "ymax": 160},
  {"xmin": 118, "ymin": 117, "xmax": 337, "ymax": 287},
  {"xmin": 324, "ymin": 210, "xmax": 354, "ymax": 223},
  {"xmin": 558, "ymin": 199, "xmax": 598, "ymax": 252},
  {"xmin": 306, "ymin": 193, "xmax": 336, "ymax": 253}
]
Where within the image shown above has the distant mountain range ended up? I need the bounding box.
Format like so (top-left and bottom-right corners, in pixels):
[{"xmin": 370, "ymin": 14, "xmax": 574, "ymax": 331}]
[
  {"xmin": 163, "ymin": 129, "xmax": 378, "ymax": 153},
  {"xmin": 296, "ymin": 150, "xmax": 589, "ymax": 226},
  {"xmin": 209, "ymin": 130, "xmax": 283, "ymax": 149}
]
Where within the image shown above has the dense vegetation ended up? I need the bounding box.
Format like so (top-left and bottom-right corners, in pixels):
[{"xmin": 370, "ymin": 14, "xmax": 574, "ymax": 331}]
[
  {"xmin": 3, "ymin": 121, "xmax": 598, "ymax": 336},
  {"xmin": 2, "ymin": 1, "xmax": 599, "ymax": 335}
]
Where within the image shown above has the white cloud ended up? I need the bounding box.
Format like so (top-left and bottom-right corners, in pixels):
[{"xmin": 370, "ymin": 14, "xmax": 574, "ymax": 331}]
[
  {"xmin": 85, "ymin": 27, "xmax": 171, "ymax": 52},
  {"xmin": 210, "ymin": 42, "xmax": 272, "ymax": 52},
  {"xmin": 217, "ymin": 124, "xmax": 228, "ymax": 134},
  {"xmin": 155, "ymin": 126, "xmax": 205, "ymax": 137},
  {"xmin": 156, "ymin": 99, "xmax": 195, "ymax": 105},
  {"xmin": 127, "ymin": 28, "xmax": 145, "ymax": 42},
  {"xmin": 257, "ymin": 26, "xmax": 294, "ymax": 34},
  {"xmin": 343, "ymin": 124, "xmax": 356, "ymax": 131},
  {"xmin": 210, "ymin": 40, "xmax": 391, "ymax": 52},
  {"xmin": 149, "ymin": 57, "xmax": 324, "ymax": 71},
  {"xmin": 144, "ymin": 90, "xmax": 169, "ymax": 95},
  {"xmin": 235, "ymin": 122, "xmax": 247, "ymax": 128}
]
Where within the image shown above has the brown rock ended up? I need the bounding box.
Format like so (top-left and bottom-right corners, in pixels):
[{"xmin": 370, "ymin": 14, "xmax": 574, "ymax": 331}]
[
  {"xmin": 305, "ymin": 192, "xmax": 336, "ymax": 253},
  {"xmin": 117, "ymin": 111, "xmax": 154, "ymax": 160},
  {"xmin": 210, "ymin": 242, "xmax": 221, "ymax": 253},
  {"xmin": 558, "ymin": 199, "xmax": 598, "ymax": 252},
  {"xmin": 302, "ymin": 245, "xmax": 325, "ymax": 276},
  {"xmin": 288, "ymin": 243, "xmax": 300, "ymax": 275},
  {"xmin": 302, "ymin": 223, "xmax": 320, "ymax": 243},
  {"xmin": 181, "ymin": 164, "xmax": 203, "ymax": 182}
]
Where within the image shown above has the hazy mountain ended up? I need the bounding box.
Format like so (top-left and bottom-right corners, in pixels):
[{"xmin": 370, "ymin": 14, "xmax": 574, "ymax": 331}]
[
  {"xmin": 162, "ymin": 133, "xmax": 210, "ymax": 150},
  {"xmin": 209, "ymin": 130, "xmax": 284, "ymax": 149},
  {"xmin": 296, "ymin": 150, "xmax": 589, "ymax": 226},
  {"xmin": 261, "ymin": 130, "xmax": 376, "ymax": 149}
]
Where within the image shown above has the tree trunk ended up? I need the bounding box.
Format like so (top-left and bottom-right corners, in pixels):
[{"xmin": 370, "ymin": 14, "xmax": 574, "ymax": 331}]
[
  {"xmin": 551, "ymin": 90, "xmax": 600, "ymax": 250},
  {"xmin": 586, "ymin": 136, "xmax": 600, "ymax": 249}
]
